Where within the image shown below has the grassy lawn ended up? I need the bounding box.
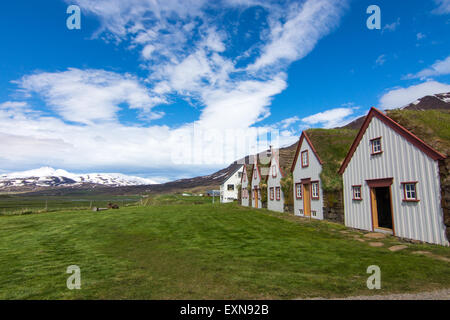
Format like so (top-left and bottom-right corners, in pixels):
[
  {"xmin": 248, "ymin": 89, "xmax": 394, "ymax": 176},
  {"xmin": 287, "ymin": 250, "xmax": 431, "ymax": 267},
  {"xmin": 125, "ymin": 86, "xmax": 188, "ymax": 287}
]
[
  {"xmin": 0, "ymin": 194, "xmax": 142, "ymax": 215},
  {"xmin": 0, "ymin": 199, "xmax": 449, "ymax": 299}
]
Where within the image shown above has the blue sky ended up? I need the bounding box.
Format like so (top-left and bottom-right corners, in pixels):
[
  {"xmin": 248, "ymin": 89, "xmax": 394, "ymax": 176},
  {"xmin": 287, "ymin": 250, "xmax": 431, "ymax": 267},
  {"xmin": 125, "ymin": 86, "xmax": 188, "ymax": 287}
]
[{"xmin": 0, "ymin": 0, "xmax": 449, "ymax": 182}]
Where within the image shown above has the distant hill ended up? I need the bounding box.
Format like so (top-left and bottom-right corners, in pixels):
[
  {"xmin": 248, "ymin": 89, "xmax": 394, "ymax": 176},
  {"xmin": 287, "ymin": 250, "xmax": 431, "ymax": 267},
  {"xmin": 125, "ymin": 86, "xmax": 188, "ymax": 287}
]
[{"xmin": 342, "ymin": 92, "xmax": 450, "ymax": 130}]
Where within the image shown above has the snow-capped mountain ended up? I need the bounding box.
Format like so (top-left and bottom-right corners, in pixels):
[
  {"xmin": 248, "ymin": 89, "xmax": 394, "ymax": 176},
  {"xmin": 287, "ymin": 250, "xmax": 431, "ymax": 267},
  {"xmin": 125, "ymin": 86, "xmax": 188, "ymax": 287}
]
[
  {"xmin": 402, "ymin": 92, "xmax": 450, "ymax": 110},
  {"xmin": 0, "ymin": 167, "xmax": 158, "ymax": 191}
]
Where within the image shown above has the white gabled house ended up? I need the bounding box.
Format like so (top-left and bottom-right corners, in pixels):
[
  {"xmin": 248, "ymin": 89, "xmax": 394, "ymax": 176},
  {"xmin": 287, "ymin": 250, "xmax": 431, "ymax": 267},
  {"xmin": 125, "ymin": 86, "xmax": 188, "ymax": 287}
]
[
  {"xmin": 291, "ymin": 131, "xmax": 324, "ymax": 219},
  {"xmin": 240, "ymin": 164, "xmax": 251, "ymax": 207},
  {"xmin": 339, "ymin": 107, "xmax": 448, "ymax": 246},
  {"xmin": 219, "ymin": 164, "xmax": 244, "ymax": 203},
  {"xmin": 266, "ymin": 148, "xmax": 295, "ymax": 213},
  {"xmin": 266, "ymin": 150, "xmax": 284, "ymax": 212}
]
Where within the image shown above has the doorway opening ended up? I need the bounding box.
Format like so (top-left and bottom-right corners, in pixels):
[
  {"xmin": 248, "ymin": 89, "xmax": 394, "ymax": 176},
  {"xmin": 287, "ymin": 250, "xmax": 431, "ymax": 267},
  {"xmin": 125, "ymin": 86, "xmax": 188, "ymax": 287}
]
[
  {"xmin": 370, "ymin": 186, "xmax": 393, "ymax": 232},
  {"xmin": 303, "ymin": 183, "xmax": 311, "ymax": 217}
]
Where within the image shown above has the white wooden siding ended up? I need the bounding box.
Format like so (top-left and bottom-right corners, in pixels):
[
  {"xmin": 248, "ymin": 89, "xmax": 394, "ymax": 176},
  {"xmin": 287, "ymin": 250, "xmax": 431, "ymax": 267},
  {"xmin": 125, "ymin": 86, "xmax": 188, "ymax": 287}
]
[
  {"xmin": 292, "ymin": 137, "xmax": 324, "ymax": 219},
  {"xmin": 267, "ymin": 157, "xmax": 284, "ymax": 213},
  {"xmin": 343, "ymin": 116, "xmax": 448, "ymax": 246},
  {"xmin": 220, "ymin": 166, "xmax": 244, "ymax": 203},
  {"xmin": 241, "ymin": 166, "xmax": 249, "ymax": 207}
]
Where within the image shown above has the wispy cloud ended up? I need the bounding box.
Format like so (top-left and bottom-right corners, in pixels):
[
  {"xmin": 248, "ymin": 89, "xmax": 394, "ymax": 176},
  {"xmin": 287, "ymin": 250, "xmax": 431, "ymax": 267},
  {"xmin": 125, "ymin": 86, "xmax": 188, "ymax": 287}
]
[
  {"xmin": 15, "ymin": 68, "xmax": 164, "ymax": 124},
  {"xmin": 0, "ymin": 0, "xmax": 349, "ymax": 176},
  {"xmin": 416, "ymin": 32, "xmax": 426, "ymax": 40},
  {"xmin": 382, "ymin": 18, "xmax": 400, "ymax": 33},
  {"xmin": 432, "ymin": 0, "xmax": 450, "ymax": 14},
  {"xmin": 379, "ymin": 80, "xmax": 450, "ymax": 109},
  {"xmin": 404, "ymin": 56, "xmax": 450, "ymax": 80},
  {"xmin": 375, "ymin": 54, "xmax": 387, "ymax": 66},
  {"xmin": 301, "ymin": 107, "xmax": 357, "ymax": 129}
]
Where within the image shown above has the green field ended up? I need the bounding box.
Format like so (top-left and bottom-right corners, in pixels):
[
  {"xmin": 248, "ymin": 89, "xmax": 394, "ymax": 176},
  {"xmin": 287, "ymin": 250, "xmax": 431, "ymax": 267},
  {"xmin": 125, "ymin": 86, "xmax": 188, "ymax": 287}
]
[
  {"xmin": 0, "ymin": 196, "xmax": 449, "ymax": 299},
  {"xmin": 0, "ymin": 194, "xmax": 142, "ymax": 215}
]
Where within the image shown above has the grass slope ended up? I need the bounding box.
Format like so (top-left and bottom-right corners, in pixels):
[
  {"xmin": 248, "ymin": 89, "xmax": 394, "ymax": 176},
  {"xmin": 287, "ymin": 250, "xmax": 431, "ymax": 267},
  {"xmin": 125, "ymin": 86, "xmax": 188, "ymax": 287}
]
[
  {"xmin": 306, "ymin": 128, "xmax": 358, "ymax": 192},
  {"xmin": 387, "ymin": 109, "xmax": 450, "ymax": 156},
  {"xmin": 0, "ymin": 200, "xmax": 449, "ymax": 299}
]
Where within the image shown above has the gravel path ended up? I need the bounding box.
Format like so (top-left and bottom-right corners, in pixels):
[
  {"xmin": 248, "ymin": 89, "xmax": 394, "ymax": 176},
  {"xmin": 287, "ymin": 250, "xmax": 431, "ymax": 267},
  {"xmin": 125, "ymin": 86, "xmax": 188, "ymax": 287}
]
[{"xmin": 301, "ymin": 289, "xmax": 450, "ymax": 300}]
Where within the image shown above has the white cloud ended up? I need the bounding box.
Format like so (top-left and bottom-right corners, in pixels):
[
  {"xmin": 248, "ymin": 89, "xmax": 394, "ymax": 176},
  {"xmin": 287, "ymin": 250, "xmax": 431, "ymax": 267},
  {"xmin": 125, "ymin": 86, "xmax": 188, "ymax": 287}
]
[
  {"xmin": 379, "ymin": 81, "xmax": 450, "ymax": 109},
  {"xmin": 404, "ymin": 56, "xmax": 450, "ymax": 79},
  {"xmin": 416, "ymin": 32, "xmax": 426, "ymax": 40},
  {"xmin": 2, "ymin": 0, "xmax": 349, "ymax": 176},
  {"xmin": 301, "ymin": 107, "xmax": 356, "ymax": 128},
  {"xmin": 249, "ymin": 0, "xmax": 347, "ymax": 70},
  {"xmin": 15, "ymin": 68, "xmax": 163, "ymax": 125},
  {"xmin": 277, "ymin": 116, "xmax": 300, "ymax": 129},
  {"xmin": 375, "ymin": 54, "xmax": 386, "ymax": 66},
  {"xmin": 432, "ymin": 0, "xmax": 450, "ymax": 14},
  {"xmin": 382, "ymin": 18, "xmax": 400, "ymax": 33}
]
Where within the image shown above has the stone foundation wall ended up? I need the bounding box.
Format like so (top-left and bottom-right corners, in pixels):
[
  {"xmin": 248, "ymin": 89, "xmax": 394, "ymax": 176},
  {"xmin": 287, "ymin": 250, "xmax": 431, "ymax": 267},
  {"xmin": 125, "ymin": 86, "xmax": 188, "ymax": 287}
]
[
  {"xmin": 439, "ymin": 158, "xmax": 450, "ymax": 242},
  {"xmin": 323, "ymin": 190, "xmax": 345, "ymax": 224}
]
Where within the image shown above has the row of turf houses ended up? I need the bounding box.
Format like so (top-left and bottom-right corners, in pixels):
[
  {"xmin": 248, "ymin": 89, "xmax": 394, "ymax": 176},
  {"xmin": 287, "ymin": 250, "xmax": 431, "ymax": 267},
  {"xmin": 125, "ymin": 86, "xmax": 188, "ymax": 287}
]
[{"xmin": 239, "ymin": 107, "xmax": 449, "ymax": 246}]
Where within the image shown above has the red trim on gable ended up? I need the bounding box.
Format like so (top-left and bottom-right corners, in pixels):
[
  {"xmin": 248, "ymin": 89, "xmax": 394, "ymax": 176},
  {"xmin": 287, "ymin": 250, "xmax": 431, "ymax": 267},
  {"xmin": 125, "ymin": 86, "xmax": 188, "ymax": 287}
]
[
  {"xmin": 339, "ymin": 107, "xmax": 446, "ymax": 175},
  {"xmin": 291, "ymin": 131, "xmax": 324, "ymax": 173}
]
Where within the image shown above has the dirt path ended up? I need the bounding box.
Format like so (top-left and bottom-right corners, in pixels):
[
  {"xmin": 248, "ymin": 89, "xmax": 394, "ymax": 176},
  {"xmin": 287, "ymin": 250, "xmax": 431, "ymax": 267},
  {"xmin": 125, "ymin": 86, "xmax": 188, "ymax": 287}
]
[{"xmin": 300, "ymin": 289, "xmax": 450, "ymax": 300}]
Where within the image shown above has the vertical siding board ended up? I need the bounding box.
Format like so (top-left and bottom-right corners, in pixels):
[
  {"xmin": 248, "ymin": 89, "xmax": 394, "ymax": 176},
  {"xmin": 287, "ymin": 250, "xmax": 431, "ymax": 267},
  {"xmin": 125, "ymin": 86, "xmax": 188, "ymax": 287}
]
[{"xmin": 343, "ymin": 116, "xmax": 448, "ymax": 245}]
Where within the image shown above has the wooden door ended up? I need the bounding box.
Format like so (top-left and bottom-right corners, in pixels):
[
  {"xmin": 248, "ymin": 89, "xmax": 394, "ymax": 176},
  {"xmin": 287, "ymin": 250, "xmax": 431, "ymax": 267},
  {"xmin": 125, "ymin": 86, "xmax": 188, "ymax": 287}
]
[
  {"xmin": 303, "ymin": 184, "xmax": 311, "ymax": 216},
  {"xmin": 254, "ymin": 189, "xmax": 258, "ymax": 208},
  {"xmin": 370, "ymin": 188, "xmax": 378, "ymax": 229}
]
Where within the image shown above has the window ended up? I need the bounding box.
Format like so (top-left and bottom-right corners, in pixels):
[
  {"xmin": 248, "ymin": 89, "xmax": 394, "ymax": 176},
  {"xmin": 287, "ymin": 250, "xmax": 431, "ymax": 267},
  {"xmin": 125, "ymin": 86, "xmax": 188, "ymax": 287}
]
[
  {"xmin": 227, "ymin": 184, "xmax": 234, "ymax": 191},
  {"xmin": 299, "ymin": 209, "xmax": 304, "ymax": 216},
  {"xmin": 311, "ymin": 210, "xmax": 317, "ymax": 217},
  {"xmin": 301, "ymin": 150, "xmax": 309, "ymax": 167},
  {"xmin": 371, "ymin": 137, "xmax": 382, "ymax": 155},
  {"xmin": 272, "ymin": 165, "xmax": 277, "ymax": 177},
  {"xmin": 311, "ymin": 181, "xmax": 319, "ymax": 200},
  {"xmin": 254, "ymin": 168, "xmax": 257, "ymax": 179},
  {"xmin": 295, "ymin": 183, "xmax": 302, "ymax": 199},
  {"xmin": 402, "ymin": 182, "xmax": 419, "ymax": 201},
  {"xmin": 352, "ymin": 185, "xmax": 362, "ymax": 200},
  {"xmin": 276, "ymin": 187, "xmax": 281, "ymax": 200},
  {"xmin": 270, "ymin": 187, "xmax": 274, "ymax": 200},
  {"xmin": 238, "ymin": 172, "xmax": 243, "ymax": 179}
]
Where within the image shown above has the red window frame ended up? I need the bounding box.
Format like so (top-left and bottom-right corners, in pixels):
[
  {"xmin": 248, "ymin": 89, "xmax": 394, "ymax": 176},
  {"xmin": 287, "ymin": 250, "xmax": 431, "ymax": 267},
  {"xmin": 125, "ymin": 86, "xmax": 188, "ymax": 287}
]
[
  {"xmin": 301, "ymin": 150, "xmax": 309, "ymax": 168},
  {"xmin": 270, "ymin": 187, "xmax": 274, "ymax": 200},
  {"xmin": 402, "ymin": 181, "xmax": 419, "ymax": 202},
  {"xmin": 295, "ymin": 183, "xmax": 302, "ymax": 199},
  {"xmin": 276, "ymin": 187, "xmax": 281, "ymax": 201},
  {"xmin": 370, "ymin": 137, "xmax": 383, "ymax": 155},
  {"xmin": 311, "ymin": 181, "xmax": 320, "ymax": 200},
  {"xmin": 352, "ymin": 185, "xmax": 362, "ymax": 200}
]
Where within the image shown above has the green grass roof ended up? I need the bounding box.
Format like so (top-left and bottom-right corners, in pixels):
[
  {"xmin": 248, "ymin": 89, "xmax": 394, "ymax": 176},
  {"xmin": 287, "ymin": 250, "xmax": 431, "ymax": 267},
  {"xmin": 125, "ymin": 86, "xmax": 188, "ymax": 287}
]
[
  {"xmin": 306, "ymin": 128, "xmax": 358, "ymax": 192},
  {"xmin": 386, "ymin": 109, "xmax": 450, "ymax": 156}
]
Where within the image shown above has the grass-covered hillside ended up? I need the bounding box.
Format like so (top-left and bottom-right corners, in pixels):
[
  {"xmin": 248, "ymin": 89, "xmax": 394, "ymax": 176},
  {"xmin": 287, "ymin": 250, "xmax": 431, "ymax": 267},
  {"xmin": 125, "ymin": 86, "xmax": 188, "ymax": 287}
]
[
  {"xmin": 1, "ymin": 198, "xmax": 449, "ymax": 299},
  {"xmin": 306, "ymin": 128, "xmax": 358, "ymax": 192},
  {"xmin": 387, "ymin": 109, "xmax": 450, "ymax": 156}
]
